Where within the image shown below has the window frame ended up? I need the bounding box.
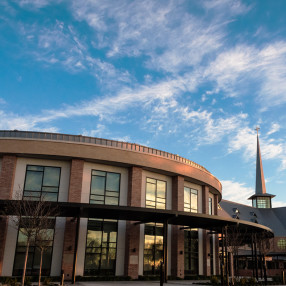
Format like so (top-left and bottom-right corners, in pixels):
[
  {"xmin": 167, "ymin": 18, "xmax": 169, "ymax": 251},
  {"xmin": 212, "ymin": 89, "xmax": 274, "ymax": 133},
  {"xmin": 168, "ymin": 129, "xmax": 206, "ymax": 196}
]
[
  {"xmin": 23, "ymin": 165, "xmax": 61, "ymax": 202},
  {"xmin": 84, "ymin": 219, "xmax": 118, "ymax": 276},
  {"xmin": 89, "ymin": 170, "xmax": 121, "ymax": 206},
  {"xmin": 13, "ymin": 219, "xmax": 55, "ymax": 276},
  {"xmin": 184, "ymin": 186, "xmax": 198, "ymax": 213},
  {"xmin": 145, "ymin": 177, "xmax": 167, "ymax": 210}
]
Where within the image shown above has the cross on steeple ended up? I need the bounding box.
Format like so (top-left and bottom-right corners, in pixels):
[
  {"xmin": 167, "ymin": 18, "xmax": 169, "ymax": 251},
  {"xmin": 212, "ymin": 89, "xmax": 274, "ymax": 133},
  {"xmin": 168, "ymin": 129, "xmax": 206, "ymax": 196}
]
[{"xmin": 255, "ymin": 126, "xmax": 260, "ymax": 135}]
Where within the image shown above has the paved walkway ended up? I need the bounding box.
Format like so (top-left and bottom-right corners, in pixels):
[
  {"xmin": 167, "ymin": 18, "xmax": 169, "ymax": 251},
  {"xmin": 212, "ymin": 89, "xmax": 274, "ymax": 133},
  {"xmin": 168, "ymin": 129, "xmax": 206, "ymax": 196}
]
[{"xmin": 71, "ymin": 281, "xmax": 210, "ymax": 286}]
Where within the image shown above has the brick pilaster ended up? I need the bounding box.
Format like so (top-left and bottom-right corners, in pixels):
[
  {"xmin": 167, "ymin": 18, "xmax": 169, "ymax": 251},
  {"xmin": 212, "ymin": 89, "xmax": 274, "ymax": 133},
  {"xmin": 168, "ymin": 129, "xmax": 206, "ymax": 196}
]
[
  {"xmin": 0, "ymin": 155, "xmax": 17, "ymax": 275},
  {"xmin": 61, "ymin": 159, "xmax": 84, "ymax": 279},
  {"xmin": 0, "ymin": 155, "xmax": 17, "ymax": 200},
  {"xmin": 125, "ymin": 166, "xmax": 142, "ymax": 279},
  {"xmin": 171, "ymin": 176, "xmax": 185, "ymax": 278}
]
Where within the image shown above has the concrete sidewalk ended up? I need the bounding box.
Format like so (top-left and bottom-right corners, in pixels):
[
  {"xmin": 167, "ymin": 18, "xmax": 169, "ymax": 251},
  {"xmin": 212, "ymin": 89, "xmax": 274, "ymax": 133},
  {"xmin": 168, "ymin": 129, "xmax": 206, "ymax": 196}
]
[{"xmin": 69, "ymin": 281, "xmax": 210, "ymax": 286}]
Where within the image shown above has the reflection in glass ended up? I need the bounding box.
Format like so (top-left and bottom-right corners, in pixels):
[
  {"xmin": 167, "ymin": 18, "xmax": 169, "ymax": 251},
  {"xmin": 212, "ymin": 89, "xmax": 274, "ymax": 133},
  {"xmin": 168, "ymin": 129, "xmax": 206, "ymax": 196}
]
[
  {"xmin": 184, "ymin": 187, "xmax": 198, "ymax": 213},
  {"xmin": 23, "ymin": 165, "xmax": 60, "ymax": 201},
  {"xmin": 90, "ymin": 170, "xmax": 120, "ymax": 205},
  {"xmin": 84, "ymin": 219, "xmax": 118, "ymax": 276},
  {"xmin": 144, "ymin": 223, "xmax": 164, "ymax": 275},
  {"xmin": 184, "ymin": 229, "xmax": 198, "ymax": 275},
  {"xmin": 13, "ymin": 221, "xmax": 55, "ymax": 276},
  {"xmin": 146, "ymin": 178, "xmax": 166, "ymax": 209}
]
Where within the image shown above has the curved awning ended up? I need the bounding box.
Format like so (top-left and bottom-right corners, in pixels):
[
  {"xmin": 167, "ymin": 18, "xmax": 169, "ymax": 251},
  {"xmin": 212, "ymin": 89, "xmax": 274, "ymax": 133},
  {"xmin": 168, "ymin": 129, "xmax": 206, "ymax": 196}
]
[{"xmin": 0, "ymin": 200, "xmax": 273, "ymax": 235}]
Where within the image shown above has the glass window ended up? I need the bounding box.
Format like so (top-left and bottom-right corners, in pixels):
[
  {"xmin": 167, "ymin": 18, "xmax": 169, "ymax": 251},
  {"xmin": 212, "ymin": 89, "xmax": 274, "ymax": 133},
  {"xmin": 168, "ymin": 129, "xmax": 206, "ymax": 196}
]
[
  {"xmin": 256, "ymin": 197, "xmax": 271, "ymax": 208},
  {"xmin": 184, "ymin": 229, "xmax": 198, "ymax": 275},
  {"xmin": 146, "ymin": 178, "xmax": 166, "ymax": 209},
  {"xmin": 278, "ymin": 239, "xmax": 286, "ymax": 250},
  {"xmin": 23, "ymin": 166, "xmax": 61, "ymax": 201},
  {"xmin": 90, "ymin": 170, "xmax": 120, "ymax": 205},
  {"xmin": 184, "ymin": 187, "xmax": 198, "ymax": 213},
  {"xmin": 13, "ymin": 219, "xmax": 55, "ymax": 276},
  {"xmin": 144, "ymin": 223, "xmax": 164, "ymax": 275},
  {"xmin": 84, "ymin": 219, "xmax": 117, "ymax": 275}
]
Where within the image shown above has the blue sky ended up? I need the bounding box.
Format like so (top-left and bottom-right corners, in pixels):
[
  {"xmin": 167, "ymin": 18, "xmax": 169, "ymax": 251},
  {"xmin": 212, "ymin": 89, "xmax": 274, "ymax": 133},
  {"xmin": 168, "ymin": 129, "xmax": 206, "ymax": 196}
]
[{"xmin": 1, "ymin": 0, "xmax": 286, "ymax": 207}]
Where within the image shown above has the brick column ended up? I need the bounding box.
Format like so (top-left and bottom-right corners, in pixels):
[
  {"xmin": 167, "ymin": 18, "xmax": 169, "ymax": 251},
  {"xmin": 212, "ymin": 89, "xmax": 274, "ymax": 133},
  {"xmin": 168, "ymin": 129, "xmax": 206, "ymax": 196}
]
[
  {"xmin": 202, "ymin": 185, "xmax": 211, "ymax": 276},
  {"xmin": 61, "ymin": 159, "xmax": 84, "ymax": 280},
  {"xmin": 171, "ymin": 176, "xmax": 185, "ymax": 278},
  {"xmin": 124, "ymin": 166, "xmax": 142, "ymax": 279},
  {"xmin": 0, "ymin": 155, "xmax": 17, "ymax": 275}
]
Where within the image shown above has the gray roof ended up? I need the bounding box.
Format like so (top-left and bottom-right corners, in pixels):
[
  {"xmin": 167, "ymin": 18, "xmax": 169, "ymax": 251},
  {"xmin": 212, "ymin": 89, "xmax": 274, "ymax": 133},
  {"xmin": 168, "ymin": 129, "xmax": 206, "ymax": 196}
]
[{"xmin": 220, "ymin": 199, "xmax": 286, "ymax": 236}]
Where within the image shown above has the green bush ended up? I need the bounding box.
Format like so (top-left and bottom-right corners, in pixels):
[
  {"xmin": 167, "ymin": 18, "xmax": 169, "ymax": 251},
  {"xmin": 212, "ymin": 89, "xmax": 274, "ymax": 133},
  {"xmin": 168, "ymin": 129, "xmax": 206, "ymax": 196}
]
[
  {"xmin": 247, "ymin": 277, "xmax": 256, "ymax": 285},
  {"xmin": 43, "ymin": 277, "xmax": 51, "ymax": 285},
  {"xmin": 24, "ymin": 277, "xmax": 31, "ymax": 286},
  {"xmin": 210, "ymin": 276, "xmax": 219, "ymax": 284},
  {"xmin": 239, "ymin": 277, "xmax": 247, "ymax": 285},
  {"xmin": 3, "ymin": 277, "xmax": 17, "ymax": 286}
]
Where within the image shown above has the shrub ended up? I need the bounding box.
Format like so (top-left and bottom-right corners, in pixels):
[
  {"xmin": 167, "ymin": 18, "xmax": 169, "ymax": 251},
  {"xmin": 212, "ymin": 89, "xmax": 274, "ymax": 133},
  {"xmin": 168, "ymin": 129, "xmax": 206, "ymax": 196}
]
[
  {"xmin": 24, "ymin": 277, "xmax": 31, "ymax": 286},
  {"xmin": 210, "ymin": 276, "xmax": 219, "ymax": 285},
  {"xmin": 239, "ymin": 277, "xmax": 247, "ymax": 285},
  {"xmin": 43, "ymin": 277, "xmax": 51, "ymax": 285}
]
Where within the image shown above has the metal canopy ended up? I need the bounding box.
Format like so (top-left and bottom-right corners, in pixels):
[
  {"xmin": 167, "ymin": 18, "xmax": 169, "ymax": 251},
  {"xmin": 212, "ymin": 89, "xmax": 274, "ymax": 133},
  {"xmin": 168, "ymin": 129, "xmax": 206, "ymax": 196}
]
[{"xmin": 0, "ymin": 200, "xmax": 273, "ymax": 234}]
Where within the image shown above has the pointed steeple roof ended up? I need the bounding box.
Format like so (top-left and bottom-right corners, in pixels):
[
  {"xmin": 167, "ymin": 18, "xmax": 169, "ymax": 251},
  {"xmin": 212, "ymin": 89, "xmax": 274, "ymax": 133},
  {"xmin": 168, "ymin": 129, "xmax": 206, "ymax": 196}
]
[
  {"xmin": 248, "ymin": 127, "xmax": 275, "ymax": 206},
  {"xmin": 255, "ymin": 127, "xmax": 267, "ymax": 195}
]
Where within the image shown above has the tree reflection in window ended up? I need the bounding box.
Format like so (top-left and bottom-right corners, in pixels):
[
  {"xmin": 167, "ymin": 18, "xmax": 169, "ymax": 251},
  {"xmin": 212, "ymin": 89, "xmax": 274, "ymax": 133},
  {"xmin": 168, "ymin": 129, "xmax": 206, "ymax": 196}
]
[
  {"xmin": 144, "ymin": 223, "xmax": 164, "ymax": 275},
  {"xmin": 184, "ymin": 229, "xmax": 199, "ymax": 275},
  {"xmin": 13, "ymin": 219, "xmax": 55, "ymax": 276},
  {"xmin": 84, "ymin": 219, "xmax": 117, "ymax": 275}
]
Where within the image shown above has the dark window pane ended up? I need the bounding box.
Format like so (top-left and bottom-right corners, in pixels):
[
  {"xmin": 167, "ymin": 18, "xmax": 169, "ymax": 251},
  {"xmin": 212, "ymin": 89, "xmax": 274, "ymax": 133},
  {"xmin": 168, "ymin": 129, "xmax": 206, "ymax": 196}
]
[
  {"xmin": 92, "ymin": 170, "xmax": 106, "ymax": 177},
  {"xmin": 42, "ymin": 192, "xmax": 57, "ymax": 201},
  {"xmin": 105, "ymin": 196, "xmax": 118, "ymax": 205},
  {"xmin": 43, "ymin": 167, "xmax": 60, "ymax": 187},
  {"xmin": 25, "ymin": 171, "xmax": 43, "ymax": 191},
  {"xmin": 27, "ymin": 166, "xmax": 44, "ymax": 171},
  {"xmin": 91, "ymin": 176, "xmax": 105, "ymax": 195},
  {"xmin": 42, "ymin": 187, "xmax": 58, "ymax": 193},
  {"xmin": 106, "ymin": 173, "xmax": 120, "ymax": 192}
]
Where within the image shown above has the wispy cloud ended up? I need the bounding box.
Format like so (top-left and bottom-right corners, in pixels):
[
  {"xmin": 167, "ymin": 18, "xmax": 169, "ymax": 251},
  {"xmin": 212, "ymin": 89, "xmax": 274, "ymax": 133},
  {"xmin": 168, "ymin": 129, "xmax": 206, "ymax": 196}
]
[
  {"xmin": 267, "ymin": 123, "xmax": 280, "ymax": 136},
  {"xmin": 228, "ymin": 126, "xmax": 285, "ymax": 170},
  {"xmin": 205, "ymin": 42, "xmax": 286, "ymax": 107},
  {"xmin": 221, "ymin": 179, "xmax": 254, "ymax": 205},
  {"xmin": 70, "ymin": 0, "xmax": 229, "ymax": 73}
]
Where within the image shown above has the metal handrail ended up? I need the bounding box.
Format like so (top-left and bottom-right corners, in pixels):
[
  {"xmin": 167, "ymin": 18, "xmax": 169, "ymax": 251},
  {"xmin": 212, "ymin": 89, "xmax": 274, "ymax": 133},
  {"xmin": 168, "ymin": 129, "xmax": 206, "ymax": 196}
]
[{"xmin": 0, "ymin": 130, "xmax": 210, "ymax": 173}]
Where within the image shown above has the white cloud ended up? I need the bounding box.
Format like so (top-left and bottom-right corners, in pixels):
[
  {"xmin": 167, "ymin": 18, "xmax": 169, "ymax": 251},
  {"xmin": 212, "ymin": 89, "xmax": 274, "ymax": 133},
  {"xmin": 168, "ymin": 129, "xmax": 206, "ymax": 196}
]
[
  {"xmin": 70, "ymin": 0, "xmax": 228, "ymax": 73},
  {"xmin": 221, "ymin": 179, "xmax": 253, "ymax": 205},
  {"xmin": 15, "ymin": 0, "xmax": 61, "ymax": 8},
  {"xmin": 272, "ymin": 200, "xmax": 286, "ymax": 208},
  {"xmin": 228, "ymin": 127, "xmax": 283, "ymax": 160},
  {"xmin": 267, "ymin": 123, "xmax": 280, "ymax": 136},
  {"xmin": 205, "ymin": 42, "xmax": 286, "ymax": 107}
]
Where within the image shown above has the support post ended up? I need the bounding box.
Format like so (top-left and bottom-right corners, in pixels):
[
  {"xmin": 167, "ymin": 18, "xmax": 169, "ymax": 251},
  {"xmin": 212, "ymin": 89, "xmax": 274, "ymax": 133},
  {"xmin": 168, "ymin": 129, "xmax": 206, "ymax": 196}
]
[
  {"xmin": 221, "ymin": 228, "xmax": 224, "ymax": 286},
  {"xmin": 72, "ymin": 216, "xmax": 80, "ymax": 284},
  {"xmin": 224, "ymin": 226, "xmax": 229, "ymax": 286},
  {"xmin": 254, "ymin": 234, "xmax": 258, "ymax": 281},
  {"xmin": 163, "ymin": 219, "xmax": 168, "ymax": 283},
  {"xmin": 251, "ymin": 233, "xmax": 255, "ymax": 278}
]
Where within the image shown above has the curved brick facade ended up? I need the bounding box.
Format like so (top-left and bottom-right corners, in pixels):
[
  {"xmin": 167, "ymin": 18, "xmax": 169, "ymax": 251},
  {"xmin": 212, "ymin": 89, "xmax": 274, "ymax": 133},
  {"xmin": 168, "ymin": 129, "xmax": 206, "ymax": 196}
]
[{"xmin": 0, "ymin": 131, "xmax": 222, "ymax": 279}]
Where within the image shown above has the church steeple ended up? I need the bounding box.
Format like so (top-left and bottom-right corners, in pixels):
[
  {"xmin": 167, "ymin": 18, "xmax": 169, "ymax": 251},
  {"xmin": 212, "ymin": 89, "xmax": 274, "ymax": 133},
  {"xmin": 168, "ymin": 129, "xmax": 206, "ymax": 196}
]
[
  {"xmin": 255, "ymin": 127, "xmax": 267, "ymax": 195},
  {"xmin": 248, "ymin": 127, "xmax": 275, "ymax": 208}
]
